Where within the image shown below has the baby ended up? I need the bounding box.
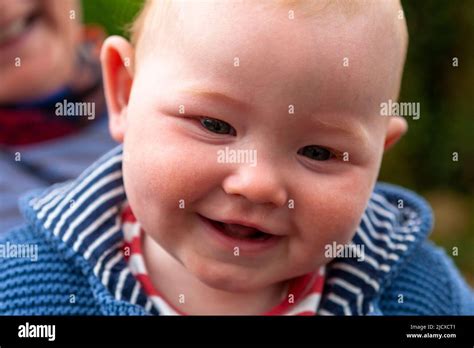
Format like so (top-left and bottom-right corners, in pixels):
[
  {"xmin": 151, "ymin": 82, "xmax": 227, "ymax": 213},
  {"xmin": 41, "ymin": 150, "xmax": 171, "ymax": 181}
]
[{"xmin": 0, "ymin": 0, "xmax": 472, "ymax": 316}]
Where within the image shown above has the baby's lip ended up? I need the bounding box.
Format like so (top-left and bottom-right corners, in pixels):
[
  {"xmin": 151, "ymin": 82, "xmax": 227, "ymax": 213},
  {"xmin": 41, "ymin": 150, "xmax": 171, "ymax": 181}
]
[{"xmin": 198, "ymin": 213, "xmax": 281, "ymax": 237}]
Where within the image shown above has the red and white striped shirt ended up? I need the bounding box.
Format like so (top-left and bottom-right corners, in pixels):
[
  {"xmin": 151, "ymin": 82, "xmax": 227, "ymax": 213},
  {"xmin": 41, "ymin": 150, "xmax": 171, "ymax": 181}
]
[{"xmin": 121, "ymin": 205, "xmax": 325, "ymax": 315}]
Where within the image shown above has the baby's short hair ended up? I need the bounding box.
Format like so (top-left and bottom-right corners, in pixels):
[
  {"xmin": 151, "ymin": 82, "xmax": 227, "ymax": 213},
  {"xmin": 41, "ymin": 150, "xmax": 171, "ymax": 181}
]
[
  {"xmin": 129, "ymin": 0, "xmax": 155, "ymax": 48},
  {"xmin": 128, "ymin": 0, "xmax": 407, "ymax": 87},
  {"xmin": 129, "ymin": 0, "xmax": 368, "ymax": 48}
]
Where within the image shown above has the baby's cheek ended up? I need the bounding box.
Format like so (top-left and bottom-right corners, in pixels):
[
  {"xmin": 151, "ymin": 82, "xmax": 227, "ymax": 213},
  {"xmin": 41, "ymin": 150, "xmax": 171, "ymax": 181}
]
[
  {"xmin": 123, "ymin": 134, "xmax": 220, "ymax": 219},
  {"xmin": 295, "ymin": 179, "xmax": 370, "ymax": 266}
]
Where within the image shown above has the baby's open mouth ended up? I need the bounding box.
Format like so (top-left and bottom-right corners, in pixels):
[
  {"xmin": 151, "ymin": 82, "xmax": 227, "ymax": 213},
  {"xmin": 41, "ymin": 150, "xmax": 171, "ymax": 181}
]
[
  {"xmin": 215, "ymin": 220, "xmax": 273, "ymax": 241},
  {"xmin": 200, "ymin": 215, "xmax": 273, "ymax": 241}
]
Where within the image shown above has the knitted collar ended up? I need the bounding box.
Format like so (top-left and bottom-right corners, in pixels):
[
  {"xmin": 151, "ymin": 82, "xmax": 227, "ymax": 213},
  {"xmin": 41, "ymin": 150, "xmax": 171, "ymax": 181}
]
[{"xmin": 21, "ymin": 145, "xmax": 433, "ymax": 315}]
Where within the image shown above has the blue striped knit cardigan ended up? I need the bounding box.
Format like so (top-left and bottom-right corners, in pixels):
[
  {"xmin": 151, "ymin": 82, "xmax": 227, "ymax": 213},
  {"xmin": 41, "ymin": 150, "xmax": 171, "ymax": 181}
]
[{"xmin": 0, "ymin": 146, "xmax": 473, "ymax": 315}]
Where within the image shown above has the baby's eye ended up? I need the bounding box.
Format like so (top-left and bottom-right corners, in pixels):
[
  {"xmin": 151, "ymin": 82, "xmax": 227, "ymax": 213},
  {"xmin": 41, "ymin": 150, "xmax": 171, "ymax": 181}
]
[
  {"xmin": 199, "ymin": 117, "xmax": 236, "ymax": 136},
  {"xmin": 297, "ymin": 145, "xmax": 333, "ymax": 161}
]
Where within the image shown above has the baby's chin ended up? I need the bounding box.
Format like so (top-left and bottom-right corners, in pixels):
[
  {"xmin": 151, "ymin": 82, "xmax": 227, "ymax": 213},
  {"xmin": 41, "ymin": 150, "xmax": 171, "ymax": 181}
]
[{"xmin": 185, "ymin": 256, "xmax": 285, "ymax": 293}]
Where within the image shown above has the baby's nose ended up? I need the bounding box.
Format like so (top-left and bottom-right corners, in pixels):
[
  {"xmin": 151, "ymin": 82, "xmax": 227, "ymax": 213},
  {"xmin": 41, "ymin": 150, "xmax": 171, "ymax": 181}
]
[{"xmin": 221, "ymin": 162, "xmax": 288, "ymax": 207}]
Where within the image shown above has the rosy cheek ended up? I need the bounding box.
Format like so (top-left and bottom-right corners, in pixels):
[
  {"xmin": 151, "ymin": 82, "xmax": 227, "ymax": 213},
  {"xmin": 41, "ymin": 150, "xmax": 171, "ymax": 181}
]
[
  {"xmin": 297, "ymin": 174, "xmax": 370, "ymax": 247},
  {"xmin": 123, "ymin": 128, "xmax": 221, "ymax": 217}
]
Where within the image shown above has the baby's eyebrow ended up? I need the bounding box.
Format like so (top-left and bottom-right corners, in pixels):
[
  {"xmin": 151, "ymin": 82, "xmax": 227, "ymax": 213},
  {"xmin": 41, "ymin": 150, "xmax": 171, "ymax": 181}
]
[
  {"xmin": 309, "ymin": 116, "xmax": 370, "ymax": 147},
  {"xmin": 178, "ymin": 87, "xmax": 251, "ymax": 112}
]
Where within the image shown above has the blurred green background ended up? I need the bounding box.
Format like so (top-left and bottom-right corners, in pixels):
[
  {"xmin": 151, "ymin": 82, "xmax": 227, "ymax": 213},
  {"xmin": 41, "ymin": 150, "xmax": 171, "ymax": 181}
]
[{"xmin": 81, "ymin": 0, "xmax": 474, "ymax": 285}]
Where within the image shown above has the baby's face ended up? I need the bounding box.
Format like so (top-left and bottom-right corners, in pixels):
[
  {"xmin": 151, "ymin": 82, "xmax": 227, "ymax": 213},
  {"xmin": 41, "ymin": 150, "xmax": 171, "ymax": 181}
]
[
  {"xmin": 105, "ymin": 1, "xmax": 406, "ymax": 292},
  {"xmin": 0, "ymin": 0, "xmax": 80, "ymax": 102}
]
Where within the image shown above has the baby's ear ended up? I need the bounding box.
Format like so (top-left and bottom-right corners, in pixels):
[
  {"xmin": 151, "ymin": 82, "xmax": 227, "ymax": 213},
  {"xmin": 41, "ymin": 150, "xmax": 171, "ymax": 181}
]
[
  {"xmin": 100, "ymin": 36, "xmax": 134, "ymax": 143},
  {"xmin": 384, "ymin": 116, "xmax": 408, "ymax": 151}
]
